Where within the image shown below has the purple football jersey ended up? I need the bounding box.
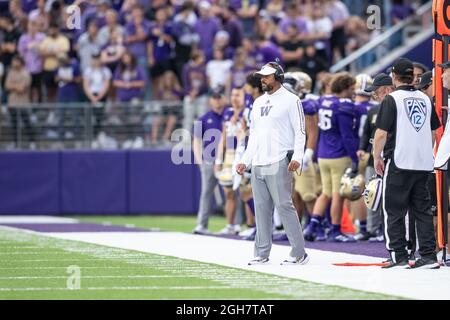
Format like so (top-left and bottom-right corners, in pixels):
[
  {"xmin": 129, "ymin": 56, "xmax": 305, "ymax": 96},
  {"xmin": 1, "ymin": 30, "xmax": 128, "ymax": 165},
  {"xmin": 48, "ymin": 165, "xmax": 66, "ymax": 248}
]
[
  {"xmin": 317, "ymin": 95, "xmax": 358, "ymax": 163},
  {"xmin": 353, "ymin": 100, "xmax": 377, "ymax": 140},
  {"xmin": 302, "ymin": 94, "xmax": 319, "ymax": 116}
]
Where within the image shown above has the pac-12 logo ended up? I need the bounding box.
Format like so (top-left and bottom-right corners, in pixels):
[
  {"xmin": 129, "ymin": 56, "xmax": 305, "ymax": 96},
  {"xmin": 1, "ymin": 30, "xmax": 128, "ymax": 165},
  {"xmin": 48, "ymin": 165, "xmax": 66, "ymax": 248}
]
[{"xmin": 404, "ymin": 98, "xmax": 427, "ymax": 132}]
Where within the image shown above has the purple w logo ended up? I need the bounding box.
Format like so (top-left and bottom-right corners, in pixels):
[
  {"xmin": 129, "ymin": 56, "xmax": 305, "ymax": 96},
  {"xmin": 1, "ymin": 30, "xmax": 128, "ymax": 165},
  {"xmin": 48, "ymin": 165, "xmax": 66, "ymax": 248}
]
[{"xmin": 260, "ymin": 106, "xmax": 273, "ymax": 117}]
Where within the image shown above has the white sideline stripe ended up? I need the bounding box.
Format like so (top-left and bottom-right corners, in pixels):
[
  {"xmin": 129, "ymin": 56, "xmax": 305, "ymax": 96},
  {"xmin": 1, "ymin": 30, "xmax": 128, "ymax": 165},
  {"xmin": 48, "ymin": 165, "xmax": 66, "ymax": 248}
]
[
  {"xmin": 0, "ymin": 252, "xmax": 74, "ymax": 255},
  {"xmin": 3, "ymin": 258, "xmax": 166, "ymax": 262},
  {"xmin": 44, "ymin": 231, "xmax": 450, "ymax": 300},
  {"xmin": 0, "ymin": 216, "xmax": 78, "ymax": 224},
  {"xmin": 0, "ymin": 246, "xmax": 43, "ymax": 249},
  {"xmin": 0, "ymin": 267, "xmax": 147, "ymax": 270},
  {"xmin": 0, "ymin": 275, "xmax": 195, "ymax": 280},
  {"xmin": 0, "ymin": 286, "xmax": 228, "ymax": 292}
]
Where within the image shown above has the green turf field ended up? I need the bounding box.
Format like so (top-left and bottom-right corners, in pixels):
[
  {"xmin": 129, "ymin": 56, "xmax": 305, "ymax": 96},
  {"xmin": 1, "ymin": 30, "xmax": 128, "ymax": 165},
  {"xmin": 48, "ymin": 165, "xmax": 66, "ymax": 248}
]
[
  {"xmin": 76, "ymin": 215, "xmax": 228, "ymax": 233},
  {"xmin": 0, "ymin": 228, "xmax": 401, "ymax": 300}
]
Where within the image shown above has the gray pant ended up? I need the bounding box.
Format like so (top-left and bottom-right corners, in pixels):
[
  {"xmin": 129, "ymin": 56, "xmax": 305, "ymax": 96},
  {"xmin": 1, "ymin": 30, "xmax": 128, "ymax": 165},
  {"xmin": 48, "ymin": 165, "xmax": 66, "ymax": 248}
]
[
  {"xmin": 366, "ymin": 165, "xmax": 382, "ymax": 233},
  {"xmin": 182, "ymin": 95, "xmax": 209, "ymax": 133},
  {"xmin": 252, "ymin": 158, "xmax": 306, "ymax": 259},
  {"xmin": 197, "ymin": 163, "xmax": 217, "ymax": 228}
]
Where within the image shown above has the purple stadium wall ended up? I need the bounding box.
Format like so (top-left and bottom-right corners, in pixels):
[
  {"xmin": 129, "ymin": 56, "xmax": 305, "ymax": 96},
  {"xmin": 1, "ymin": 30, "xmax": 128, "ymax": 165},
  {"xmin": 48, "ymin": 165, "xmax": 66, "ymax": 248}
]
[{"xmin": 0, "ymin": 150, "xmax": 202, "ymax": 215}]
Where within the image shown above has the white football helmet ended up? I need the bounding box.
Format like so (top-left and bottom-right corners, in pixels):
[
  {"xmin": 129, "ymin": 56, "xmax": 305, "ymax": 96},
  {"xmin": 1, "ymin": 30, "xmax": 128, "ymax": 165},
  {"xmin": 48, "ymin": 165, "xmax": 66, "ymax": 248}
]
[
  {"xmin": 216, "ymin": 167, "xmax": 234, "ymax": 187},
  {"xmin": 283, "ymin": 72, "xmax": 313, "ymax": 97},
  {"xmin": 339, "ymin": 168, "xmax": 365, "ymax": 201},
  {"xmin": 355, "ymin": 74, "xmax": 373, "ymax": 97},
  {"xmin": 362, "ymin": 176, "xmax": 383, "ymax": 211}
]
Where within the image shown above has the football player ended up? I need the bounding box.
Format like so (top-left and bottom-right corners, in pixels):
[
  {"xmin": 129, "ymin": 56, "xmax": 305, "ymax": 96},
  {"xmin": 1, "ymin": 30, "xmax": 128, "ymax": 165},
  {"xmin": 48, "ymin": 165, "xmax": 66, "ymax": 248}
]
[
  {"xmin": 215, "ymin": 87, "xmax": 246, "ymax": 235},
  {"xmin": 283, "ymin": 72, "xmax": 320, "ymax": 221},
  {"xmin": 303, "ymin": 72, "xmax": 358, "ymax": 242}
]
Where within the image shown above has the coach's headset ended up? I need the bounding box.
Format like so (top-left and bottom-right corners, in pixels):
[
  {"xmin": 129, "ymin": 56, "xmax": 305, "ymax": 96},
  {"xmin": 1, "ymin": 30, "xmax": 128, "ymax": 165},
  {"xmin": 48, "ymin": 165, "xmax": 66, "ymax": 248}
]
[{"xmin": 266, "ymin": 58, "xmax": 285, "ymax": 83}]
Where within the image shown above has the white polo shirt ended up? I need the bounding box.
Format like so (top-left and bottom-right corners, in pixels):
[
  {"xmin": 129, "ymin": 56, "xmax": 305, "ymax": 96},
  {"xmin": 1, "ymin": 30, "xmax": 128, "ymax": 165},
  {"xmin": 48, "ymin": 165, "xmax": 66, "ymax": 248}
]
[{"xmin": 241, "ymin": 85, "xmax": 306, "ymax": 167}]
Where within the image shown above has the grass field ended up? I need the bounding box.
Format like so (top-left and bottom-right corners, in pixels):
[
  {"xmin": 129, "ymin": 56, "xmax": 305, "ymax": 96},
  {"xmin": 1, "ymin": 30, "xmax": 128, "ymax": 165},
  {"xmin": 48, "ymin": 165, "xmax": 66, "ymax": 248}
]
[
  {"xmin": 76, "ymin": 215, "xmax": 228, "ymax": 233},
  {"xmin": 0, "ymin": 226, "xmax": 400, "ymax": 300}
]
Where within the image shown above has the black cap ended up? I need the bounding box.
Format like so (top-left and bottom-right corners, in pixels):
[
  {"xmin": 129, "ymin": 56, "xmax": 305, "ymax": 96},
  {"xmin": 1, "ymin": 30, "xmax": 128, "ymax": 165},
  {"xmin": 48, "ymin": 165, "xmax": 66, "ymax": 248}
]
[
  {"xmin": 209, "ymin": 86, "xmax": 224, "ymax": 98},
  {"xmin": 365, "ymin": 73, "xmax": 393, "ymax": 92},
  {"xmin": 416, "ymin": 71, "xmax": 433, "ymax": 90},
  {"xmin": 439, "ymin": 61, "xmax": 450, "ymax": 69},
  {"xmin": 391, "ymin": 58, "xmax": 414, "ymax": 76}
]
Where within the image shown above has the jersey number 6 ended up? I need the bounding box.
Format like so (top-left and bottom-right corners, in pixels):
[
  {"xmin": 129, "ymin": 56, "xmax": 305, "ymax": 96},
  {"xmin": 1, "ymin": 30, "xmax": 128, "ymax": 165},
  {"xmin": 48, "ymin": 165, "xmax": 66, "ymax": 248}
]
[{"xmin": 319, "ymin": 109, "xmax": 333, "ymax": 131}]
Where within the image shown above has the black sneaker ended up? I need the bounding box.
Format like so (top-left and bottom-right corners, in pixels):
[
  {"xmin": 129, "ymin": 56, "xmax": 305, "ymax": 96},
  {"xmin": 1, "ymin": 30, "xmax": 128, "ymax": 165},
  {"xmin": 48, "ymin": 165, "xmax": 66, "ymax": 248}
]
[
  {"xmin": 408, "ymin": 258, "xmax": 440, "ymax": 269},
  {"xmin": 381, "ymin": 259, "xmax": 409, "ymax": 269}
]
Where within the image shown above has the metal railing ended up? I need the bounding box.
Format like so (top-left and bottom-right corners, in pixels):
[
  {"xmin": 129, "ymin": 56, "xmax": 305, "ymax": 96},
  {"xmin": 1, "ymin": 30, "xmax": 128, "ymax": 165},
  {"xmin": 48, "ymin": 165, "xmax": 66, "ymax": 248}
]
[
  {"xmin": 330, "ymin": 1, "xmax": 433, "ymax": 74},
  {"xmin": 0, "ymin": 101, "xmax": 184, "ymax": 151}
]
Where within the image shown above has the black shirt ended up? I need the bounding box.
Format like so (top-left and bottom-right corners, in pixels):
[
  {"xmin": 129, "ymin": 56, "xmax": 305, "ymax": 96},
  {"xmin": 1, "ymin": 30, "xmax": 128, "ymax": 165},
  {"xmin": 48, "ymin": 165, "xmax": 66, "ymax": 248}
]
[
  {"xmin": 0, "ymin": 27, "xmax": 21, "ymax": 68},
  {"xmin": 279, "ymin": 40, "xmax": 304, "ymax": 70},
  {"xmin": 360, "ymin": 104, "xmax": 380, "ymax": 167},
  {"xmin": 376, "ymin": 85, "xmax": 441, "ymax": 160}
]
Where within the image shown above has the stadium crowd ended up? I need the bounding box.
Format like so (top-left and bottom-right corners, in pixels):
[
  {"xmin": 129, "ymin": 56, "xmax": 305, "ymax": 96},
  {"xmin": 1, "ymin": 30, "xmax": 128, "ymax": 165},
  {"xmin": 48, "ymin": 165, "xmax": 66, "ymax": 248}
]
[{"xmin": 0, "ymin": 0, "xmax": 422, "ymax": 146}]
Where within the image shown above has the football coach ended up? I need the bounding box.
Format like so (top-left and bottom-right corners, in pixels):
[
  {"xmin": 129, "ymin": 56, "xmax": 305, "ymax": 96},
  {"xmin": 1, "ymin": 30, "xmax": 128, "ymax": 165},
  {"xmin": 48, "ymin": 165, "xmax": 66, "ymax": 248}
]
[
  {"xmin": 373, "ymin": 58, "xmax": 441, "ymax": 269},
  {"xmin": 236, "ymin": 61, "xmax": 309, "ymax": 266}
]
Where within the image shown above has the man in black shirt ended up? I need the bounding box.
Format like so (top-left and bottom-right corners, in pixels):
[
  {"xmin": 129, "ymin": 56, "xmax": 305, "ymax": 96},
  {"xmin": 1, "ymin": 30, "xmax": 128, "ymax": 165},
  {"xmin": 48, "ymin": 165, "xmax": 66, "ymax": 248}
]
[
  {"xmin": 358, "ymin": 73, "xmax": 394, "ymax": 241},
  {"xmin": 373, "ymin": 58, "xmax": 441, "ymax": 269}
]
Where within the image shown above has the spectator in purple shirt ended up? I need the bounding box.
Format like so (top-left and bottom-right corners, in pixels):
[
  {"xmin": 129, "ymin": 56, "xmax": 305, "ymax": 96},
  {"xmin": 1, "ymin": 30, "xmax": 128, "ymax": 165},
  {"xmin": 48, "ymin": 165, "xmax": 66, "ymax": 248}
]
[
  {"xmin": 95, "ymin": 0, "xmax": 111, "ymax": 29},
  {"xmin": 390, "ymin": 0, "xmax": 415, "ymax": 48},
  {"xmin": 21, "ymin": 0, "xmax": 37, "ymax": 14},
  {"xmin": 219, "ymin": 6, "xmax": 243, "ymax": 49},
  {"xmin": 253, "ymin": 35, "xmax": 282, "ymax": 68},
  {"xmin": 231, "ymin": 0, "xmax": 258, "ymax": 38},
  {"xmin": 18, "ymin": 19, "xmax": 46, "ymax": 102},
  {"xmin": 113, "ymin": 51, "xmax": 145, "ymax": 103},
  {"xmin": 276, "ymin": 2, "xmax": 308, "ymax": 43},
  {"xmin": 100, "ymin": 28, "xmax": 126, "ymax": 75},
  {"xmin": 124, "ymin": 4, "xmax": 152, "ymax": 96},
  {"xmin": 148, "ymin": 6, "xmax": 174, "ymax": 95},
  {"xmin": 205, "ymin": 30, "xmax": 235, "ymax": 62},
  {"xmin": 56, "ymin": 54, "xmax": 81, "ymax": 103},
  {"xmin": 110, "ymin": 0, "xmax": 125, "ymax": 11},
  {"xmin": 56, "ymin": 54, "xmax": 82, "ymax": 139},
  {"xmin": 391, "ymin": 0, "xmax": 415, "ymax": 24},
  {"xmin": 181, "ymin": 49, "xmax": 209, "ymax": 139},
  {"xmin": 225, "ymin": 47, "xmax": 254, "ymax": 95},
  {"xmin": 194, "ymin": 1, "xmax": 220, "ymax": 56}
]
